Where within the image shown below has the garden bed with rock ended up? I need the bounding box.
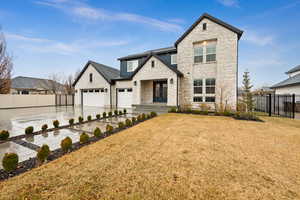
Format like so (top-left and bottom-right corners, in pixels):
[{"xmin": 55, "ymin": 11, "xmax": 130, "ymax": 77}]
[{"xmin": 0, "ymin": 111, "xmax": 157, "ymax": 181}]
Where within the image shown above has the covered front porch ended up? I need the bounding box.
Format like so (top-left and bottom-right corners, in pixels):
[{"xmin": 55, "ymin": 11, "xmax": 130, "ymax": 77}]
[{"xmin": 132, "ymin": 78, "xmax": 179, "ymax": 108}]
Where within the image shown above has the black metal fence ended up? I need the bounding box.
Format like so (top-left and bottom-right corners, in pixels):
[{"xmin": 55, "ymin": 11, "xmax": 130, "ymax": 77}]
[
  {"xmin": 254, "ymin": 94, "xmax": 300, "ymax": 118},
  {"xmin": 55, "ymin": 94, "xmax": 74, "ymax": 106}
]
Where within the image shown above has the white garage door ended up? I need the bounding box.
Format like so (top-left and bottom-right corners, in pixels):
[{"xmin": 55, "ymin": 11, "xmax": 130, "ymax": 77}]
[
  {"xmin": 82, "ymin": 89, "xmax": 106, "ymax": 107},
  {"xmin": 117, "ymin": 88, "xmax": 133, "ymax": 108}
]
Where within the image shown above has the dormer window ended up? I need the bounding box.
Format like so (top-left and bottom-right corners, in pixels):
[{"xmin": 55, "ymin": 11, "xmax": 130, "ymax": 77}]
[
  {"xmin": 203, "ymin": 23, "xmax": 207, "ymax": 31},
  {"xmin": 89, "ymin": 73, "xmax": 93, "ymax": 83},
  {"xmin": 127, "ymin": 60, "xmax": 139, "ymax": 72}
]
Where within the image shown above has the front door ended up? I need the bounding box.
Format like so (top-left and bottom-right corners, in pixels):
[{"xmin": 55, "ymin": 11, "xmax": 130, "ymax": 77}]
[{"xmin": 153, "ymin": 80, "xmax": 167, "ymax": 103}]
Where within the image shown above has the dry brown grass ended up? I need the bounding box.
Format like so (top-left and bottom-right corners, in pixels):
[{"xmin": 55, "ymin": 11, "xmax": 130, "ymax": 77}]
[{"xmin": 0, "ymin": 114, "xmax": 300, "ymax": 200}]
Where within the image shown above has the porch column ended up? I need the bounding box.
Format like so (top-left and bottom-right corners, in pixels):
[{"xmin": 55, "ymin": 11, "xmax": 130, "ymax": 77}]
[{"xmin": 137, "ymin": 80, "xmax": 142, "ymax": 104}]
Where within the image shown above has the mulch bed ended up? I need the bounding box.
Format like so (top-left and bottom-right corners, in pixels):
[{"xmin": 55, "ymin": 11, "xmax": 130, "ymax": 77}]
[{"xmin": 0, "ymin": 117, "xmax": 151, "ymax": 181}]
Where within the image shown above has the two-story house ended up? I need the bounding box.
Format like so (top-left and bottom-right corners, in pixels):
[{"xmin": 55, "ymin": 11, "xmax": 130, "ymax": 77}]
[{"xmin": 73, "ymin": 13, "xmax": 243, "ymax": 111}]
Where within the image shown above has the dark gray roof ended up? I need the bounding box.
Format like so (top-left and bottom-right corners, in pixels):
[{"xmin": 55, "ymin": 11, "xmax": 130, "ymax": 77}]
[
  {"xmin": 73, "ymin": 61, "xmax": 119, "ymax": 86},
  {"xmin": 175, "ymin": 13, "xmax": 243, "ymax": 47},
  {"xmin": 271, "ymin": 73, "xmax": 300, "ymax": 88},
  {"xmin": 286, "ymin": 65, "xmax": 300, "ymax": 74},
  {"xmin": 118, "ymin": 46, "xmax": 176, "ymax": 60},
  {"xmin": 11, "ymin": 76, "xmax": 61, "ymax": 90},
  {"xmin": 129, "ymin": 52, "xmax": 183, "ymax": 79}
]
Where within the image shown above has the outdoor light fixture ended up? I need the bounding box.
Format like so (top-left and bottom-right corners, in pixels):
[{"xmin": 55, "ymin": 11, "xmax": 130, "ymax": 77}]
[
  {"xmin": 170, "ymin": 78, "xmax": 174, "ymax": 84},
  {"xmin": 134, "ymin": 81, "xmax": 137, "ymax": 86}
]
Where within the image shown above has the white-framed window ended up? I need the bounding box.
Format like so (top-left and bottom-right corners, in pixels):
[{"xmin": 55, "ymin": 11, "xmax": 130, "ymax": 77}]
[
  {"xmin": 171, "ymin": 54, "xmax": 177, "ymax": 65},
  {"xmin": 193, "ymin": 78, "xmax": 216, "ymax": 103},
  {"xmin": 206, "ymin": 43, "xmax": 216, "ymax": 62},
  {"xmin": 194, "ymin": 40, "xmax": 217, "ymax": 63},
  {"xmin": 127, "ymin": 60, "xmax": 139, "ymax": 72},
  {"xmin": 194, "ymin": 47, "xmax": 203, "ymax": 63}
]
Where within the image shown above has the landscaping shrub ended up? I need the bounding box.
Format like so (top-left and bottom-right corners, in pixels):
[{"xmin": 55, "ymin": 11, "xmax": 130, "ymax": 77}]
[
  {"xmin": 53, "ymin": 120, "xmax": 60, "ymax": 128},
  {"xmin": 96, "ymin": 114, "xmax": 101, "ymax": 120},
  {"xmin": 108, "ymin": 111, "xmax": 112, "ymax": 117},
  {"xmin": 41, "ymin": 124, "xmax": 48, "ymax": 131},
  {"xmin": 168, "ymin": 107, "xmax": 177, "ymax": 113},
  {"xmin": 118, "ymin": 122, "xmax": 125, "ymax": 129},
  {"xmin": 69, "ymin": 118, "xmax": 74, "ymax": 126},
  {"xmin": 78, "ymin": 116, "xmax": 83, "ymax": 123},
  {"xmin": 106, "ymin": 124, "xmax": 113, "ymax": 134},
  {"xmin": 103, "ymin": 112, "xmax": 107, "ymax": 118},
  {"xmin": 80, "ymin": 132, "xmax": 89, "ymax": 144},
  {"xmin": 37, "ymin": 144, "xmax": 50, "ymax": 163},
  {"xmin": 94, "ymin": 127, "xmax": 102, "ymax": 137},
  {"xmin": 146, "ymin": 114, "xmax": 151, "ymax": 119},
  {"xmin": 0, "ymin": 130, "xmax": 9, "ymax": 140},
  {"xmin": 141, "ymin": 113, "xmax": 146, "ymax": 120},
  {"xmin": 137, "ymin": 115, "xmax": 142, "ymax": 121},
  {"xmin": 2, "ymin": 153, "xmax": 18, "ymax": 172},
  {"xmin": 87, "ymin": 115, "xmax": 92, "ymax": 121},
  {"xmin": 125, "ymin": 119, "xmax": 132, "ymax": 127},
  {"xmin": 131, "ymin": 117, "xmax": 136, "ymax": 124},
  {"xmin": 114, "ymin": 110, "xmax": 118, "ymax": 116},
  {"xmin": 233, "ymin": 112, "xmax": 262, "ymax": 122},
  {"xmin": 150, "ymin": 112, "xmax": 157, "ymax": 118},
  {"xmin": 25, "ymin": 126, "xmax": 34, "ymax": 135},
  {"xmin": 123, "ymin": 108, "xmax": 127, "ymax": 114},
  {"xmin": 61, "ymin": 137, "xmax": 72, "ymax": 153},
  {"xmin": 119, "ymin": 110, "xmax": 123, "ymax": 115}
]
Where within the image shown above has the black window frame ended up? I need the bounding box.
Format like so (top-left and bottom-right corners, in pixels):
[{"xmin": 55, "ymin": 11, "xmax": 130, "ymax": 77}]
[
  {"xmin": 193, "ymin": 96, "xmax": 203, "ymax": 102},
  {"xmin": 203, "ymin": 23, "xmax": 207, "ymax": 31},
  {"xmin": 205, "ymin": 78, "xmax": 216, "ymax": 94},
  {"xmin": 205, "ymin": 96, "xmax": 215, "ymax": 103},
  {"xmin": 193, "ymin": 79, "xmax": 203, "ymax": 94},
  {"xmin": 89, "ymin": 73, "xmax": 93, "ymax": 83},
  {"xmin": 151, "ymin": 60, "xmax": 155, "ymax": 68}
]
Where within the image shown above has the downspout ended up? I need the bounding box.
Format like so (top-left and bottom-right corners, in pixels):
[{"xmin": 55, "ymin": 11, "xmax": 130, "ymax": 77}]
[
  {"xmin": 176, "ymin": 75, "xmax": 179, "ymax": 108},
  {"xmin": 110, "ymin": 84, "xmax": 112, "ymax": 109}
]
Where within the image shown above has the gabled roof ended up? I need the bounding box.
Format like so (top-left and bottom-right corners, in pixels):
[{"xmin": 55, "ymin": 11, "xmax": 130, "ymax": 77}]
[
  {"xmin": 271, "ymin": 73, "xmax": 300, "ymax": 89},
  {"xmin": 73, "ymin": 61, "xmax": 119, "ymax": 86},
  {"xmin": 286, "ymin": 65, "xmax": 300, "ymax": 74},
  {"xmin": 118, "ymin": 46, "xmax": 177, "ymax": 61},
  {"xmin": 175, "ymin": 13, "xmax": 243, "ymax": 47},
  {"xmin": 129, "ymin": 52, "xmax": 183, "ymax": 79},
  {"xmin": 11, "ymin": 76, "xmax": 63, "ymax": 90}
]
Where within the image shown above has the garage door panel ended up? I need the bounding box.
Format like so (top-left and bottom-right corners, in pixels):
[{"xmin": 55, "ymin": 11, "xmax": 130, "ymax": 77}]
[
  {"xmin": 82, "ymin": 89, "xmax": 106, "ymax": 107},
  {"xmin": 117, "ymin": 88, "xmax": 133, "ymax": 108}
]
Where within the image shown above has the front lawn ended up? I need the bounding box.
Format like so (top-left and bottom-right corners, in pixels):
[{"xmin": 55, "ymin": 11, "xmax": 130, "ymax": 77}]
[{"xmin": 0, "ymin": 114, "xmax": 299, "ymax": 199}]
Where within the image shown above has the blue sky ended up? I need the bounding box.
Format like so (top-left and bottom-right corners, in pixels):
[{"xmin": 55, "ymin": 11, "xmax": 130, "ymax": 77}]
[{"xmin": 1, "ymin": 0, "xmax": 300, "ymax": 88}]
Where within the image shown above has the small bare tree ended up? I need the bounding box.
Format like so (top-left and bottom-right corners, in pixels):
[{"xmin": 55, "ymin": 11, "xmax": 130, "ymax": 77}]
[
  {"xmin": 63, "ymin": 69, "xmax": 81, "ymax": 95},
  {"xmin": 0, "ymin": 29, "xmax": 13, "ymax": 94},
  {"xmin": 47, "ymin": 73, "xmax": 63, "ymax": 94}
]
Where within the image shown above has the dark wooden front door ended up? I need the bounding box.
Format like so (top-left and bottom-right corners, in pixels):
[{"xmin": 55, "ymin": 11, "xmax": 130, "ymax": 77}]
[{"xmin": 153, "ymin": 80, "xmax": 167, "ymax": 103}]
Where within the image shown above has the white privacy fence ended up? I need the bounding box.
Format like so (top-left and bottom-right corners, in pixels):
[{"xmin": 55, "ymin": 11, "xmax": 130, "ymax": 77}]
[{"xmin": 0, "ymin": 94, "xmax": 74, "ymax": 109}]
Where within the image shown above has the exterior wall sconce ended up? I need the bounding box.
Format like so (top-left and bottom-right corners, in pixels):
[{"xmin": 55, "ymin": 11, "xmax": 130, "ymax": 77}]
[
  {"xmin": 104, "ymin": 88, "xmax": 108, "ymax": 92},
  {"xmin": 170, "ymin": 78, "xmax": 174, "ymax": 84},
  {"xmin": 134, "ymin": 81, "xmax": 137, "ymax": 86}
]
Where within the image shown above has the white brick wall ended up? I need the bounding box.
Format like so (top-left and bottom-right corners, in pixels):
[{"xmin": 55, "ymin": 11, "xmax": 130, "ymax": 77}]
[{"xmin": 177, "ymin": 18, "xmax": 238, "ymax": 110}]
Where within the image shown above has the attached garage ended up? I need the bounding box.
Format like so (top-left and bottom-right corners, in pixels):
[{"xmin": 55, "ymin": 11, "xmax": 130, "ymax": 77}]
[
  {"xmin": 117, "ymin": 88, "xmax": 133, "ymax": 108},
  {"xmin": 82, "ymin": 89, "xmax": 107, "ymax": 107}
]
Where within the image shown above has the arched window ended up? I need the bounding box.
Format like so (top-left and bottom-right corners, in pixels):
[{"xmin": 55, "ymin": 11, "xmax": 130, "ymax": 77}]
[{"xmin": 89, "ymin": 73, "xmax": 93, "ymax": 83}]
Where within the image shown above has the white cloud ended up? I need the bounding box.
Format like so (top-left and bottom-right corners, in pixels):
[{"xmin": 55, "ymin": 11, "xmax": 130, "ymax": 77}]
[
  {"xmin": 242, "ymin": 30, "xmax": 275, "ymax": 46},
  {"xmin": 35, "ymin": 0, "xmax": 183, "ymax": 32},
  {"xmin": 217, "ymin": 0, "xmax": 239, "ymax": 7},
  {"xmin": 6, "ymin": 32, "xmax": 129, "ymax": 55}
]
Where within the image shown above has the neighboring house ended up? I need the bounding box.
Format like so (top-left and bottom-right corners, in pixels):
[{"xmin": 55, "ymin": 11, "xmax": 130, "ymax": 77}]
[
  {"xmin": 271, "ymin": 65, "xmax": 300, "ymax": 95},
  {"xmin": 10, "ymin": 76, "xmax": 65, "ymax": 95},
  {"xmin": 73, "ymin": 13, "xmax": 243, "ymax": 110}
]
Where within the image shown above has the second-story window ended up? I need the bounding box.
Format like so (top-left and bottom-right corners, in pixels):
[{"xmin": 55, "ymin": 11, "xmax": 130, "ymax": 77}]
[
  {"xmin": 206, "ymin": 43, "xmax": 216, "ymax": 62},
  {"xmin": 194, "ymin": 47, "xmax": 203, "ymax": 63},
  {"xmin": 171, "ymin": 54, "xmax": 177, "ymax": 65},
  {"xmin": 89, "ymin": 73, "xmax": 93, "ymax": 83},
  {"xmin": 127, "ymin": 60, "xmax": 139, "ymax": 72},
  {"xmin": 151, "ymin": 60, "xmax": 155, "ymax": 68}
]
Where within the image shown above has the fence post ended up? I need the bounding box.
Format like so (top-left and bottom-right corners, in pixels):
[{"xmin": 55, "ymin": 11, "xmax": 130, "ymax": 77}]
[
  {"xmin": 292, "ymin": 94, "xmax": 295, "ymax": 119},
  {"xmin": 268, "ymin": 94, "xmax": 272, "ymax": 116}
]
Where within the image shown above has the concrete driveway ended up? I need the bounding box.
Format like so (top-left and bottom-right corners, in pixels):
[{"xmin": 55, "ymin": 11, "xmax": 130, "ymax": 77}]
[{"xmin": 0, "ymin": 106, "xmax": 128, "ymax": 137}]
